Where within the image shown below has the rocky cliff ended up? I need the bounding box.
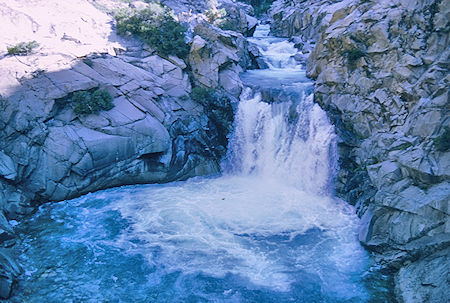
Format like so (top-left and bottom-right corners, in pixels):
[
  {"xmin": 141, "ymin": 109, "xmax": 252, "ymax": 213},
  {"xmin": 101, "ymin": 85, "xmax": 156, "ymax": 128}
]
[
  {"xmin": 0, "ymin": 0, "xmax": 257, "ymax": 298},
  {"xmin": 270, "ymin": 0, "xmax": 449, "ymax": 301}
]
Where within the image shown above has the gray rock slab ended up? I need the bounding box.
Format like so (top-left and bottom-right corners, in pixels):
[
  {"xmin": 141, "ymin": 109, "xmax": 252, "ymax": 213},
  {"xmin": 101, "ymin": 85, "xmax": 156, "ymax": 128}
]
[{"xmin": 0, "ymin": 152, "xmax": 16, "ymax": 180}]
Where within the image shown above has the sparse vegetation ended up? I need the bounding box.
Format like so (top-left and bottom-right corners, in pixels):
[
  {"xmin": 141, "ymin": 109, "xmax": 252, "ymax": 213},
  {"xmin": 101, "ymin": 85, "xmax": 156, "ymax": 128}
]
[
  {"xmin": 190, "ymin": 87, "xmax": 216, "ymax": 105},
  {"xmin": 190, "ymin": 85, "xmax": 234, "ymax": 152},
  {"xmin": 342, "ymin": 47, "xmax": 366, "ymax": 70},
  {"xmin": 115, "ymin": 5, "xmax": 189, "ymax": 59},
  {"xmin": 7, "ymin": 41, "xmax": 39, "ymax": 56},
  {"xmin": 72, "ymin": 89, "xmax": 114, "ymax": 115},
  {"xmin": 205, "ymin": 7, "xmax": 237, "ymax": 31},
  {"xmin": 205, "ymin": 7, "xmax": 226, "ymax": 24},
  {"xmin": 434, "ymin": 127, "xmax": 450, "ymax": 152},
  {"xmin": 343, "ymin": 48, "xmax": 366, "ymax": 63},
  {"xmin": 189, "ymin": 86, "xmax": 232, "ymax": 119}
]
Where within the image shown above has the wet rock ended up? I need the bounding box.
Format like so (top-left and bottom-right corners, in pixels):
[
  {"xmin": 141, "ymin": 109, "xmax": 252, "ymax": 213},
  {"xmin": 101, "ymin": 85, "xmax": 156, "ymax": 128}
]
[
  {"xmin": 0, "ymin": 249, "xmax": 22, "ymax": 299},
  {"xmin": 0, "ymin": 211, "xmax": 15, "ymax": 247},
  {"xmin": 248, "ymin": 42, "xmax": 269, "ymax": 69},
  {"xmin": 3, "ymin": 189, "xmax": 34, "ymax": 220}
]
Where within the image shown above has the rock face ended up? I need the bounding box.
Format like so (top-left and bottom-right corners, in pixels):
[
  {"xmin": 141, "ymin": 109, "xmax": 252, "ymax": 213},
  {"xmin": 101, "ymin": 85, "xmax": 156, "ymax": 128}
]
[
  {"xmin": 0, "ymin": 0, "xmax": 252, "ymax": 298},
  {"xmin": 189, "ymin": 22, "xmax": 249, "ymax": 96},
  {"xmin": 166, "ymin": 0, "xmax": 257, "ymax": 38},
  {"xmin": 395, "ymin": 246, "xmax": 450, "ymax": 303},
  {"xmin": 270, "ymin": 0, "xmax": 449, "ymax": 301}
]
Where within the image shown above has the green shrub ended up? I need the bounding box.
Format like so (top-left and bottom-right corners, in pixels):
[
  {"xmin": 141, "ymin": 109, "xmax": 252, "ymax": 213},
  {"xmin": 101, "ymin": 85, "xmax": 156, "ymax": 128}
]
[
  {"xmin": 205, "ymin": 8, "xmax": 226, "ymax": 23},
  {"xmin": 343, "ymin": 48, "xmax": 366, "ymax": 63},
  {"xmin": 434, "ymin": 127, "xmax": 450, "ymax": 152},
  {"xmin": 204, "ymin": 6, "xmax": 237, "ymax": 31},
  {"xmin": 7, "ymin": 41, "xmax": 39, "ymax": 55},
  {"xmin": 72, "ymin": 89, "xmax": 114, "ymax": 115},
  {"xmin": 190, "ymin": 87, "xmax": 216, "ymax": 105},
  {"xmin": 115, "ymin": 5, "xmax": 189, "ymax": 58}
]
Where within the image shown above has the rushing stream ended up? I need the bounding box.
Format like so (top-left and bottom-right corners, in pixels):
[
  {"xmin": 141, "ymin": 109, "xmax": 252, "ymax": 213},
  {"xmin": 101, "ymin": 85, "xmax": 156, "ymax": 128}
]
[{"xmin": 12, "ymin": 25, "xmax": 392, "ymax": 302}]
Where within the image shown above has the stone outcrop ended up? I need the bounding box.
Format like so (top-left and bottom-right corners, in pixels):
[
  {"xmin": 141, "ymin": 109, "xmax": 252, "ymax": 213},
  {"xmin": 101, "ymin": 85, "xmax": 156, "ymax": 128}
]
[
  {"xmin": 189, "ymin": 22, "xmax": 250, "ymax": 97},
  {"xmin": 218, "ymin": 0, "xmax": 258, "ymax": 36},
  {"xmin": 0, "ymin": 0, "xmax": 253, "ymax": 298},
  {"xmin": 166, "ymin": 0, "xmax": 257, "ymax": 37},
  {"xmin": 270, "ymin": 0, "xmax": 449, "ymax": 301}
]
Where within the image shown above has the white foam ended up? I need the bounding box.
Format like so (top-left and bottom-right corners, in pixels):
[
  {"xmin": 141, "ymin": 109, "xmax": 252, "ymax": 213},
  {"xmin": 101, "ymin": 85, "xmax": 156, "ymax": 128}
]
[
  {"xmin": 108, "ymin": 176, "xmax": 367, "ymax": 292},
  {"xmin": 224, "ymin": 89, "xmax": 337, "ymax": 195},
  {"xmin": 252, "ymin": 24, "xmax": 270, "ymax": 37},
  {"xmin": 250, "ymin": 38, "xmax": 302, "ymax": 69}
]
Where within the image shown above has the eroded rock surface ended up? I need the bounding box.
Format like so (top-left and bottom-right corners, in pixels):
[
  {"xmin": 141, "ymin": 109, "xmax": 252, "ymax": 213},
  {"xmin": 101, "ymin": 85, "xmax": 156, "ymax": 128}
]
[
  {"xmin": 0, "ymin": 0, "xmax": 253, "ymax": 298},
  {"xmin": 270, "ymin": 0, "xmax": 449, "ymax": 301}
]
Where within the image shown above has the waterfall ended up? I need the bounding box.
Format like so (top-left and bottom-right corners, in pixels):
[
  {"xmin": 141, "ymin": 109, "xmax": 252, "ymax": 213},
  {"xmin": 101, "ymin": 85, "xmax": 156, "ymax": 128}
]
[
  {"xmin": 224, "ymin": 90, "xmax": 338, "ymax": 195},
  {"xmin": 223, "ymin": 27, "xmax": 338, "ymax": 195}
]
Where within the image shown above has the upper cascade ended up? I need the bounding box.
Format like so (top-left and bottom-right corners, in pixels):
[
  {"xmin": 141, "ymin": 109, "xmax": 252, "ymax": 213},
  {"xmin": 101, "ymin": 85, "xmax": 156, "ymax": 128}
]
[{"xmin": 250, "ymin": 24, "xmax": 304, "ymax": 70}]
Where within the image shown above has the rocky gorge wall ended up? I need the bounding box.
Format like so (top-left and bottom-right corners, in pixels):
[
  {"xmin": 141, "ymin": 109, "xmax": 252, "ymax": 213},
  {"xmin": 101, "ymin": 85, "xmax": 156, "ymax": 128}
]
[
  {"xmin": 0, "ymin": 0, "xmax": 258, "ymax": 298},
  {"xmin": 0, "ymin": 0, "xmax": 448, "ymax": 300},
  {"xmin": 270, "ymin": 0, "xmax": 449, "ymax": 301}
]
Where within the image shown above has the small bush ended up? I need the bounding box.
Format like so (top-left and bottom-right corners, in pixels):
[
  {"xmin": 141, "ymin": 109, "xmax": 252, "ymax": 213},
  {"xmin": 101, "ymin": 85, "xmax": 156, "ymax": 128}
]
[
  {"xmin": 72, "ymin": 89, "xmax": 114, "ymax": 115},
  {"xmin": 434, "ymin": 127, "xmax": 450, "ymax": 152},
  {"xmin": 343, "ymin": 48, "xmax": 366, "ymax": 63},
  {"xmin": 204, "ymin": 6, "xmax": 238, "ymax": 31},
  {"xmin": 205, "ymin": 8, "xmax": 226, "ymax": 23},
  {"xmin": 190, "ymin": 87, "xmax": 216, "ymax": 105},
  {"xmin": 115, "ymin": 6, "xmax": 189, "ymax": 59},
  {"xmin": 7, "ymin": 41, "xmax": 39, "ymax": 55}
]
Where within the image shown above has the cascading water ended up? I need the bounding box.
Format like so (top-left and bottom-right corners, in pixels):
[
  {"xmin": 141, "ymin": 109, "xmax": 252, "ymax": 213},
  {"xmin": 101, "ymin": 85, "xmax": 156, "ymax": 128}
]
[
  {"xmin": 225, "ymin": 24, "xmax": 337, "ymax": 195},
  {"xmin": 12, "ymin": 25, "xmax": 392, "ymax": 302},
  {"xmin": 224, "ymin": 89, "xmax": 337, "ymax": 195}
]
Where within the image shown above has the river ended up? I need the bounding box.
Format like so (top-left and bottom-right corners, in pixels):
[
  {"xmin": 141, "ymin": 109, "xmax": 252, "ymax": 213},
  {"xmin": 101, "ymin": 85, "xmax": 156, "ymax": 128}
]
[{"xmin": 12, "ymin": 25, "xmax": 392, "ymax": 302}]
